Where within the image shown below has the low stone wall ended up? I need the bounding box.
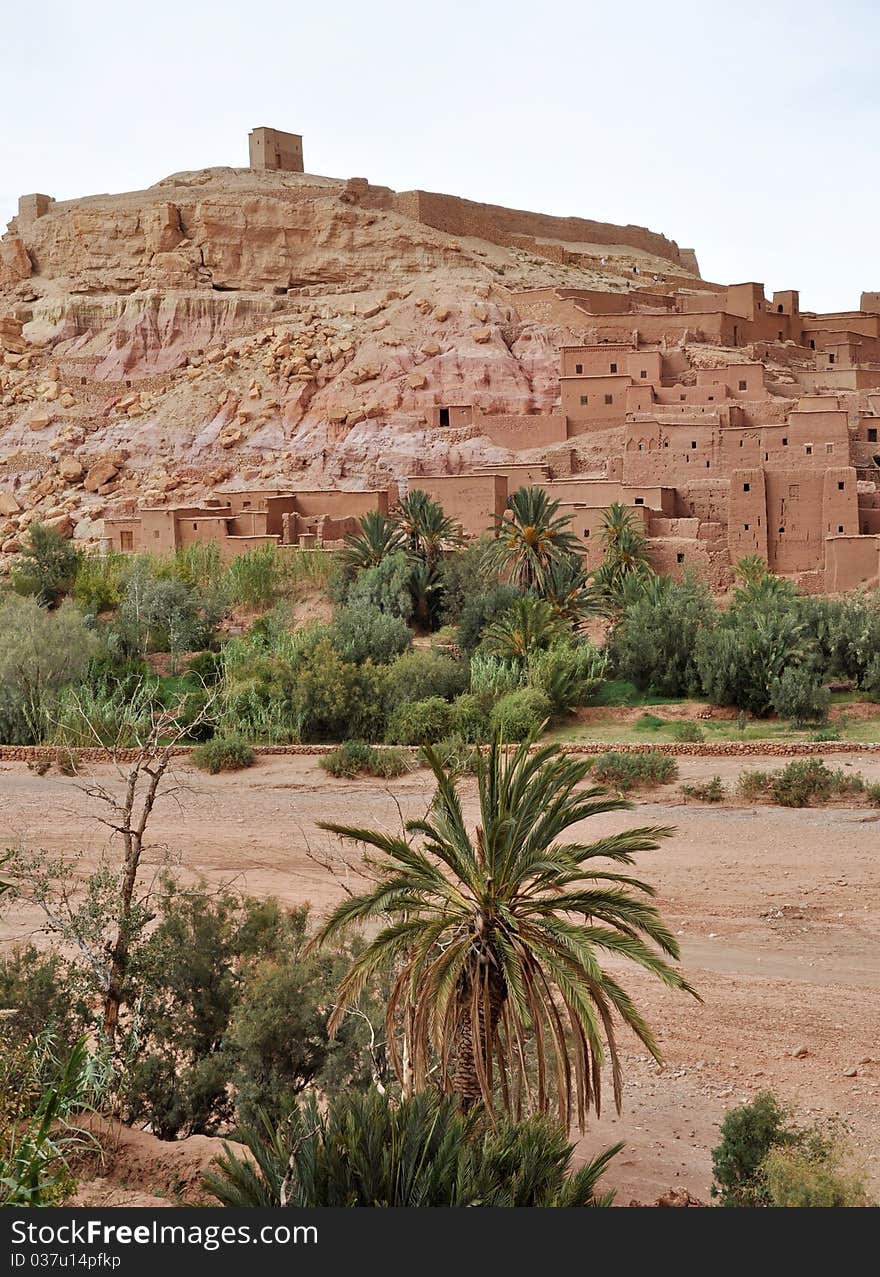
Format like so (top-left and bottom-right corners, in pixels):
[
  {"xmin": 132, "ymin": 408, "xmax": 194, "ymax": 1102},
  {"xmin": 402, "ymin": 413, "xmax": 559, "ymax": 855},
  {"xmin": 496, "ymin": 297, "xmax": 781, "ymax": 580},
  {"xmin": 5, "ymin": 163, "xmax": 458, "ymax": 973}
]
[{"xmin": 1, "ymin": 740, "xmax": 878, "ymax": 765}]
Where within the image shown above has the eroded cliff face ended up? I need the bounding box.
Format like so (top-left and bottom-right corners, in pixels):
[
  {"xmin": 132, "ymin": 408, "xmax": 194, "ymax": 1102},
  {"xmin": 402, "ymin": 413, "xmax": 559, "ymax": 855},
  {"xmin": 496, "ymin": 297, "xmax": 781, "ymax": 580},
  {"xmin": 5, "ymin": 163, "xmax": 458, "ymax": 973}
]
[{"xmin": 0, "ymin": 165, "xmax": 698, "ymax": 561}]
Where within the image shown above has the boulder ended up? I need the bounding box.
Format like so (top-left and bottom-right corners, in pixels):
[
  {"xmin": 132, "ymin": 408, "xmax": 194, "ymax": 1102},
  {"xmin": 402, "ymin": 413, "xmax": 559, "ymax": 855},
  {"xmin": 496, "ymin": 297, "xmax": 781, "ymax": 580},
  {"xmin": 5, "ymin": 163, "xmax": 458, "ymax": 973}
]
[
  {"xmin": 0, "ymin": 490, "xmax": 21, "ymax": 516},
  {"xmin": 83, "ymin": 461, "xmax": 119, "ymax": 492},
  {"xmin": 59, "ymin": 458, "xmax": 84, "ymax": 482}
]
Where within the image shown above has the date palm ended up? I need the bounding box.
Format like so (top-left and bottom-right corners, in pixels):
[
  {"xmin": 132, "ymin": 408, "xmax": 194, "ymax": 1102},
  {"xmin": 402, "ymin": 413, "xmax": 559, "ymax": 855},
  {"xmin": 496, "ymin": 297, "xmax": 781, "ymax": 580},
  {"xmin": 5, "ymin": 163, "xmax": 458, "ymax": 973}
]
[
  {"xmin": 480, "ymin": 596, "xmax": 567, "ymax": 660},
  {"xmin": 314, "ymin": 736, "xmax": 697, "ymax": 1128},
  {"xmin": 395, "ymin": 490, "xmax": 463, "ymax": 566},
  {"xmin": 484, "ymin": 487, "xmax": 584, "ymax": 595},
  {"xmin": 338, "ymin": 511, "xmax": 406, "ymax": 573}
]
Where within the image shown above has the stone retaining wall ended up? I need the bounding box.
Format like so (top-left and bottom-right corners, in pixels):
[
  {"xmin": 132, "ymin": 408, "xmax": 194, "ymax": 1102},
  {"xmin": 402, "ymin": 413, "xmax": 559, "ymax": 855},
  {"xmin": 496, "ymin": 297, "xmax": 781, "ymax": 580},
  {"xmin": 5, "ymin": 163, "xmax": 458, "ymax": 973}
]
[{"xmin": 1, "ymin": 741, "xmax": 878, "ymax": 765}]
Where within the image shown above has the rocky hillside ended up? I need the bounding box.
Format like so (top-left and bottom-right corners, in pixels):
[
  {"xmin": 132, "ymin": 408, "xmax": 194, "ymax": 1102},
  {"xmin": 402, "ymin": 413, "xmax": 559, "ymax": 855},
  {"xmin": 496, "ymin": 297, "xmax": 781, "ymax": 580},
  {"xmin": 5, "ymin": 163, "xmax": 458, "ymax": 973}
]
[{"xmin": 0, "ymin": 165, "xmax": 702, "ymax": 561}]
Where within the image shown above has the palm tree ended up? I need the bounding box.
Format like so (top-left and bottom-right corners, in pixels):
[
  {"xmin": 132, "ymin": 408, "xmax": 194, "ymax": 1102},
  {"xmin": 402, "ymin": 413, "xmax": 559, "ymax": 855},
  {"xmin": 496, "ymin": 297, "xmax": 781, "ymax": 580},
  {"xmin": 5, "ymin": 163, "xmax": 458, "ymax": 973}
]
[
  {"xmin": 338, "ymin": 511, "xmax": 406, "ymax": 573},
  {"xmin": 542, "ymin": 554, "xmax": 598, "ymax": 625},
  {"xmin": 483, "ymin": 487, "xmax": 584, "ymax": 595},
  {"xmin": 394, "ymin": 490, "xmax": 463, "ymax": 566},
  {"xmin": 591, "ymin": 502, "xmax": 653, "ymax": 611},
  {"xmin": 314, "ymin": 737, "xmax": 697, "ymax": 1128},
  {"xmin": 204, "ymin": 1089, "xmax": 621, "ymax": 1207},
  {"xmin": 480, "ymin": 596, "xmax": 567, "ymax": 661}
]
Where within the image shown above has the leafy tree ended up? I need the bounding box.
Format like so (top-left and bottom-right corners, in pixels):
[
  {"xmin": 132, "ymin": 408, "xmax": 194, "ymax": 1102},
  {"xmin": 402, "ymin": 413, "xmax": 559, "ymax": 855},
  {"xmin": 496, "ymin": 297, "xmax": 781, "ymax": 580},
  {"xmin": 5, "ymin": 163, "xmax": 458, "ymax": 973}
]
[
  {"xmin": 0, "ymin": 596, "xmax": 99, "ymax": 743},
  {"xmin": 457, "ymin": 584, "xmax": 521, "ymax": 654},
  {"xmin": 489, "ymin": 688, "xmax": 553, "ymax": 740},
  {"xmin": 438, "ymin": 539, "xmax": 500, "ymax": 626},
  {"xmin": 12, "ymin": 523, "xmax": 80, "ymax": 607},
  {"xmin": 711, "ymin": 1091, "xmax": 791, "ymax": 1206},
  {"xmin": 205, "ymin": 1089, "xmax": 620, "ymax": 1208},
  {"xmin": 609, "ymin": 573, "xmax": 713, "ymax": 698},
  {"xmin": 344, "ymin": 551, "xmax": 414, "ymax": 621},
  {"xmin": 695, "ymin": 601, "xmax": 812, "ymax": 716},
  {"xmin": 315, "ymin": 736, "xmax": 696, "ymax": 1125},
  {"xmin": 118, "ymin": 562, "xmax": 225, "ymax": 669},
  {"xmin": 483, "ymin": 486, "xmax": 583, "ymax": 594},
  {"xmin": 329, "ymin": 606, "xmax": 412, "ymax": 665},
  {"xmin": 769, "ymin": 665, "xmax": 830, "ymax": 726},
  {"xmin": 383, "ymin": 649, "xmax": 469, "ymax": 711},
  {"xmin": 480, "ymin": 595, "xmax": 567, "ymax": 660},
  {"xmin": 292, "ymin": 638, "xmax": 387, "ymax": 741}
]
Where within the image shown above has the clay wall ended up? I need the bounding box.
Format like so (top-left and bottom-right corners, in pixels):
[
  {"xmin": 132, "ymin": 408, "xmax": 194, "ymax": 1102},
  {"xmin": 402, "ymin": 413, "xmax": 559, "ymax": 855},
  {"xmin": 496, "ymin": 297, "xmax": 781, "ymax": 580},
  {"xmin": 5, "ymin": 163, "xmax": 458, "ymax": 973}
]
[
  {"xmin": 561, "ymin": 374, "xmax": 630, "ymax": 426},
  {"xmin": 559, "ymin": 344, "xmax": 636, "ymax": 377},
  {"xmin": 824, "ymin": 534, "xmax": 880, "ymax": 591},
  {"xmin": 248, "ymin": 127, "xmax": 304, "ymax": 173},
  {"xmin": 477, "ymin": 413, "xmax": 567, "ymax": 449},
  {"xmin": 292, "ymin": 490, "xmax": 388, "ymax": 518},
  {"xmin": 411, "ymin": 473, "xmax": 507, "ymax": 538},
  {"xmin": 392, "ymin": 190, "xmax": 690, "ymax": 268},
  {"xmin": 728, "ymin": 468, "xmax": 769, "ymax": 563},
  {"xmin": 556, "ymin": 501, "xmax": 649, "ymax": 570},
  {"xmin": 429, "ymin": 404, "xmax": 474, "ymax": 429}
]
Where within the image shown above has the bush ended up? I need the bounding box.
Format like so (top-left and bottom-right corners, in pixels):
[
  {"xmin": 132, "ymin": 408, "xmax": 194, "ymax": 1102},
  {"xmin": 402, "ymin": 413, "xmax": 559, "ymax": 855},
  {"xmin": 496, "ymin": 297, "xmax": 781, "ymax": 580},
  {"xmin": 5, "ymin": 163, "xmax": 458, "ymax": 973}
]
[
  {"xmin": 449, "ymin": 693, "xmax": 491, "ymax": 744},
  {"xmin": 457, "ymin": 584, "xmax": 521, "ymax": 655},
  {"xmin": 769, "ymin": 666, "xmax": 830, "ymax": 726},
  {"xmin": 204, "ymin": 1089, "xmax": 619, "ymax": 1208},
  {"xmin": 291, "ymin": 639, "xmax": 388, "ymax": 742},
  {"xmin": 344, "ymin": 551, "xmax": 414, "ymax": 620},
  {"xmin": 737, "ymin": 759, "xmax": 867, "ymax": 807},
  {"xmin": 762, "ymin": 1144, "xmax": 871, "ymax": 1207},
  {"xmin": 680, "ymin": 776, "xmax": 725, "ymax": 802},
  {"xmin": 118, "ymin": 562, "xmax": 225, "ymax": 665},
  {"xmin": 73, "ymin": 551, "xmax": 128, "ymax": 613},
  {"xmin": 0, "ymin": 597, "xmax": 99, "ymax": 744},
  {"xmin": 671, "ymin": 721, "xmax": 705, "ymax": 742},
  {"xmin": 191, "ymin": 735, "xmax": 256, "ymax": 774},
  {"xmin": 526, "ymin": 642, "xmax": 606, "ymax": 715},
  {"xmin": 609, "ymin": 574, "xmax": 713, "ymax": 697},
  {"xmin": 386, "ymin": 697, "xmax": 453, "ymax": 745},
  {"xmin": 695, "ymin": 602, "xmax": 812, "ymax": 716},
  {"xmin": 224, "ymin": 545, "xmax": 284, "ymax": 609},
  {"xmin": 592, "ymin": 751, "xmax": 678, "ymax": 792},
  {"xmin": 187, "ymin": 649, "xmax": 224, "ymax": 685},
  {"xmin": 737, "ymin": 769, "xmax": 771, "ymax": 800},
  {"xmin": 469, "ymin": 653, "xmax": 524, "ymax": 699},
  {"xmin": 489, "ymin": 689, "xmax": 553, "ymax": 742},
  {"xmin": 383, "ymin": 649, "xmax": 469, "ymax": 712},
  {"xmin": 711, "ymin": 1091, "xmax": 790, "ymax": 1206},
  {"xmin": 438, "ymin": 539, "xmax": 500, "ymax": 626},
  {"xmin": 11, "ymin": 524, "xmax": 80, "ymax": 608},
  {"xmin": 635, "ymin": 713, "xmax": 667, "ymax": 732},
  {"xmin": 329, "ymin": 606, "xmax": 412, "ymax": 665},
  {"xmin": 319, "ymin": 741, "xmax": 414, "ymax": 779},
  {"xmin": 431, "ymin": 736, "xmax": 483, "ymax": 775},
  {"xmin": 860, "ymin": 653, "xmax": 880, "ymax": 702}
]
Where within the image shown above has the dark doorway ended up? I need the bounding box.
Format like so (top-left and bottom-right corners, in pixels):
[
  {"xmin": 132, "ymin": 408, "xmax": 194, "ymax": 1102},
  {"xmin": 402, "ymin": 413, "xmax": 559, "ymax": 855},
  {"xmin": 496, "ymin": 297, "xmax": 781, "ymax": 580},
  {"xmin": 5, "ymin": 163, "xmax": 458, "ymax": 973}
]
[{"xmin": 439, "ymin": 408, "xmax": 450, "ymax": 427}]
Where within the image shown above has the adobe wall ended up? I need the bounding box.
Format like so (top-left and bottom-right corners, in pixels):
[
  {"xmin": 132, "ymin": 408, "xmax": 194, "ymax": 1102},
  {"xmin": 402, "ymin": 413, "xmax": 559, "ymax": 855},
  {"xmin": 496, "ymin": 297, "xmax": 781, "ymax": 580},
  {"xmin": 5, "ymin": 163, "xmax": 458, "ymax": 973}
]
[
  {"xmin": 825, "ymin": 535, "xmax": 880, "ymax": 591},
  {"xmin": 392, "ymin": 190, "xmax": 692, "ymax": 269},
  {"xmin": 728, "ymin": 468, "xmax": 769, "ymax": 563},
  {"xmin": 293, "ymin": 490, "xmax": 388, "ymax": 518},
  {"xmin": 861, "ymin": 292, "xmax": 880, "ymax": 314},
  {"xmin": 477, "ymin": 413, "xmax": 567, "ymax": 450},
  {"xmin": 557, "ymin": 501, "xmax": 650, "ymax": 570},
  {"xmin": 248, "ymin": 127, "xmax": 304, "ymax": 173},
  {"xmin": 412, "ymin": 473, "xmax": 507, "ymax": 537}
]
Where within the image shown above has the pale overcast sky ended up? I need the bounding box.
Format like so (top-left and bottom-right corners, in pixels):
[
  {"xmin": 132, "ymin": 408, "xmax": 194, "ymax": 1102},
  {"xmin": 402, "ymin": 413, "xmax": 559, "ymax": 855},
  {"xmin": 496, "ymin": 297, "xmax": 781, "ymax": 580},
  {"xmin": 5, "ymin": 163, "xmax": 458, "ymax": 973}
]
[{"xmin": 2, "ymin": 0, "xmax": 877, "ymax": 312}]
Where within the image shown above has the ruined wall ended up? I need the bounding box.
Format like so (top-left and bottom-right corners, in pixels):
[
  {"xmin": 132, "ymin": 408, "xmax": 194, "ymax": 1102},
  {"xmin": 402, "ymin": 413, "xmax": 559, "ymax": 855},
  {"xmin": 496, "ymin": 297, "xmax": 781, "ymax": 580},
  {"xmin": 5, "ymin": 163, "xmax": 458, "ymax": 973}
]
[
  {"xmin": 392, "ymin": 190, "xmax": 691, "ymax": 269},
  {"xmin": 477, "ymin": 413, "xmax": 567, "ymax": 450}
]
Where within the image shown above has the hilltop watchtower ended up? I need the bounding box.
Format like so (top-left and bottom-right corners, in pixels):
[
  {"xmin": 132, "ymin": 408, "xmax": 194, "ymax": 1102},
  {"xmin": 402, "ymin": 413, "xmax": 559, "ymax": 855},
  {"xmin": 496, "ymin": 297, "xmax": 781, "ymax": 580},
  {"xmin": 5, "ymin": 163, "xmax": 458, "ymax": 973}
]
[{"xmin": 248, "ymin": 127, "xmax": 304, "ymax": 173}]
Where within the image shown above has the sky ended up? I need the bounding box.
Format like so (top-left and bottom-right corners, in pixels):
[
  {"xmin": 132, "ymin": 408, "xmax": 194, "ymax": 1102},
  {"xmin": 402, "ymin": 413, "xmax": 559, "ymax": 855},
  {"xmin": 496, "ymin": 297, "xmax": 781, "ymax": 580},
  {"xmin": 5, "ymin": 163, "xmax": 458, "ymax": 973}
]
[{"xmin": 2, "ymin": 0, "xmax": 878, "ymax": 312}]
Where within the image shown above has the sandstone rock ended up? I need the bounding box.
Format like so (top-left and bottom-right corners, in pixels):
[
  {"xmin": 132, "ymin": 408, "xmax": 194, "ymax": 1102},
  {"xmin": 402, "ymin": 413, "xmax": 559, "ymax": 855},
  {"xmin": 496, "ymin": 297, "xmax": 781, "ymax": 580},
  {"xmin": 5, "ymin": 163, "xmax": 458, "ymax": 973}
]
[
  {"xmin": 84, "ymin": 461, "xmax": 120, "ymax": 492},
  {"xmin": 43, "ymin": 512, "xmax": 73, "ymax": 538},
  {"xmin": 407, "ymin": 371, "xmax": 428, "ymax": 389},
  {"xmin": 0, "ymin": 490, "xmax": 21, "ymax": 516},
  {"xmin": 28, "ymin": 411, "xmax": 52, "ymax": 431},
  {"xmin": 473, "ymin": 326, "xmax": 492, "ymax": 343},
  {"xmin": 1, "ymin": 538, "xmax": 21, "ymax": 554},
  {"xmin": 59, "ymin": 458, "xmax": 84, "ymax": 481},
  {"xmin": 792, "ymin": 1046, "xmax": 809, "ymax": 1059},
  {"xmin": 420, "ymin": 340, "xmax": 441, "ymax": 356}
]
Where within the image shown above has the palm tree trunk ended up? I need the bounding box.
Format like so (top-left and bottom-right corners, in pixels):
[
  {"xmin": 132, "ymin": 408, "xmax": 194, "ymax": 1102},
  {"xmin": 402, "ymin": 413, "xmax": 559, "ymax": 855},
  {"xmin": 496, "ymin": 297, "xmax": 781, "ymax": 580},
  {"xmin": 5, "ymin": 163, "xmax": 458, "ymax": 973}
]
[{"xmin": 453, "ymin": 964, "xmax": 506, "ymax": 1110}]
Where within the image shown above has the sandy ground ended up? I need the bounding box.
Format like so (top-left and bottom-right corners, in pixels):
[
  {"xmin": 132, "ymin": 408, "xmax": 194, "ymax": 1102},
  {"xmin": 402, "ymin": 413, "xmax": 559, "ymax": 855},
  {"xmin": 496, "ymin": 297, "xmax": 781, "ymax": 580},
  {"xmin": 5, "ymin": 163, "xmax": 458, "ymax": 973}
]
[{"xmin": 2, "ymin": 751, "xmax": 879, "ymax": 1205}]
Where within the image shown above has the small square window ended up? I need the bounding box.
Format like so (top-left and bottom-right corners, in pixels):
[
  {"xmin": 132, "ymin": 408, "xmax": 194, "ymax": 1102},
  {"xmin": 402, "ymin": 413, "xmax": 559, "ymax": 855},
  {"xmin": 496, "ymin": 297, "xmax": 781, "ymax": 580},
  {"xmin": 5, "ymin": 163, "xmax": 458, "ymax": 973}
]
[
  {"xmin": 838, "ymin": 481, "xmax": 845, "ymax": 490},
  {"xmin": 744, "ymin": 523, "xmax": 750, "ymax": 531},
  {"xmin": 806, "ymin": 445, "xmax": 813, "ymax": 455},
  {"xmin": 580, "ymin": 395, "xmax": 588, "ymax": 405},
  {"xmin": 604, "ymin": 394, "xmax": 613, "ymax": 405},
  {"xmin": 708, "ymin": 395, "xmax": 714, "ymax": 401},
  {"xmin": 583, "ymin": 528, "xmax": 590, "ymax": 537},
  {"xmin": 782, "ymin": 437, "xmax": 788, "ymax": 445},
  {"xmin": 663, "ymin": 441, "xmax": 669, "ymax": 448},
  {"xmin": 634, "ymin": 497, "xmax": 644, "ymax": 505},
  {"xmin": 575, "ymin": 363, "xmax": 583, "ymax": 374},
  {"xmin": 610, "ymin": 362, "xmax": 617, "ymax": 373},
  {"xmin": 738, "ymin": 379, "xmax": 747, "ymax": 391},
  {"xmin": 838, "ymin": 525, "xmax": 844, "ymax": 533},
  {"xmin": 680, "ymin": 393, "xmax": 686, "ymax": 401},
  {"xmin": 778, "ymin": 526, "xmax": 785, "ymax": 534},
  {"xmin": 809, "ymin": 340, "xmax": 815, "ymax": 349},
  {"xmin": 153, "ymin": 530, "xmax": 160, "ymax": 539},
  {"xmin": 826, "ymin": 443, "xmax": 834, "ymax": 454},
  {"xmin": 743, "ymin": 483, "xmax": 751, "ymax": 492},
  {"xmin": 640, "ymin": 370, "xmax": 647, "ymax": 379},
  {"xmin": 829, "ymin": 353, "xmax": 836, "ymax": 364},
  {"xmin": 691, "ymin": 440, "xmax": 697, "ymax": 449},
  {"xmin": 868, "ymin": 427, "xmax": 878, "ymax": 443},
  {"xmin": 676, "ymin": 553, "xmax": 685, "ymax": 564}
]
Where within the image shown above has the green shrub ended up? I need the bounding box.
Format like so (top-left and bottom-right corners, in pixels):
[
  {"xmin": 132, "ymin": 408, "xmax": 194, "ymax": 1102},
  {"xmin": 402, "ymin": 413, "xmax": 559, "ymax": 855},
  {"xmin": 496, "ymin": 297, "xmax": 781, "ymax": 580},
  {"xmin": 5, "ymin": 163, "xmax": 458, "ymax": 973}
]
[
  {"xmin": 769, "ymin": 666, "xmax": 830, "ymax": 726},
  {"xmin": 810, "ymin": 725, "xmax": 841, "ymax": 742},
  {"xmin": 319, "ymin": 741, "xmax": 414, "ymax": 779},
  {"xmin": 671, "ymin": 721, "xmax": 705, "ymax": 742},
  {"xmin": 489, "ymin": 689, "xmax": 553, "ymax": 742},
  {"xmin": 438, "ymin": 539, "xmax": 500, "ymax": 626},
  {"xmin": 737, "ymin": 769, "xmax": 771, "ymax": 800},
  {"xmin": 711, "ymin": 1091, "xmax": 791, "ymax": 1206},
  {"xmin": 430, "ymin": 736, "xmax": 483, "ymax": 775},
  {"xmin": 383, "ymin": 649, "xmax": 469, "ymax": 711},
  {"xmin": 292, "ymin": 640, "xmax": 388, "ymax": 742},
  {"xmin": 449, "ymin": 693, "xmax": 491, "ymax": 744},
  {"xmin": 609, "ymin": 573, "xmax": 713, "ymax": 697},
  {"xmin": 224, "ymin": 545, "xmax": 283, "ymax": 609},
  {"xmin": 762, "ymin": 1144, "xmax": 871, "ymax": 1207},
  {"xmin": 191, "ymin": 735, "xmax": 256, "ymax": 774},
  {"xmin": 0, "ymin": 597, "xmax": 99, "ymax": 744},
  {"xmin": 11, "ymin": 524, "xmax": 80, "ymax": 608},
  {"xmin": 469, "ymin": 653, "xmax": 523, "ymax": 699},
  {"xmin": 860, "ymin": 653, "xmax": 880, "ymax": 702},
  {"xmin": 187, "ymin": 650, "xmax": 224, "ymax": 684},
  {"xmin": 592, "ymin": 750, "xmax": 677, "ymax": 792},
  {"xmin": 73, "ymin": 551, "xmax": 129, "ymax": 613},
  {"xmin": 457, "ymin": 584, "xmax": 521, "ymax": 654},
  {"xmin": 480, "ymin": 596, "xmax": 567, "ymax": 661},
  {"xmin": 680, "ymin": 776, "xmax": 725, "ymax": 802},
  {"xmin": 344, "ymin": 551, "xmax": 414, "ymax": 620},
  {"xmin": 867, "ymin": 782, "xmax": 880, "ymax": 806},
  {"xmin": 386, "ymin": 697, "xmax": 453, "ymax": 746},
  {"xmin": 329, "ymin": 606, "xmax": 412, "ymax": 665},
  {"xmin": 526, "ymin": 642, "xmax": 606, "ymax": 715}
]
